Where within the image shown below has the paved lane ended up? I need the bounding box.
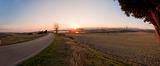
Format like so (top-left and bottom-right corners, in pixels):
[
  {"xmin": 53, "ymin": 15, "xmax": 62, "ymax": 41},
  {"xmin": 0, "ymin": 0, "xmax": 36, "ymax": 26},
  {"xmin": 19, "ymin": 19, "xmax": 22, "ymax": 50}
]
[{"xmin": 0, "ymin": 33, "xmax": 54, "ymax": 66}]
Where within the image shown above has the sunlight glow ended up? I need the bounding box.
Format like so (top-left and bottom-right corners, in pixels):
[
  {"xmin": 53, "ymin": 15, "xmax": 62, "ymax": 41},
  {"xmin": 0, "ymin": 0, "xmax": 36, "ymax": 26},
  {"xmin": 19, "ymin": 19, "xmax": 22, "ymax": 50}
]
[{"xmin": 70, "ymin": 23, "xmax": 80, "ymax": 29}]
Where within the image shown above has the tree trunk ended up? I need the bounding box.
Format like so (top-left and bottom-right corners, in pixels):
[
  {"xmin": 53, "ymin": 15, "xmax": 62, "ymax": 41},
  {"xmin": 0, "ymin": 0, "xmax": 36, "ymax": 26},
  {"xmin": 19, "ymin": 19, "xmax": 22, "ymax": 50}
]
[
  {"xmin": 55, "ymin": 28, "xmax": 58, "ymax": 34},
  {"xmin": 150, "ymin": 10, "xmax": 160, "ymax": 40},
  {"xmin": 154, "ymin": 25, "xmax": 160, "ymax": 39}
]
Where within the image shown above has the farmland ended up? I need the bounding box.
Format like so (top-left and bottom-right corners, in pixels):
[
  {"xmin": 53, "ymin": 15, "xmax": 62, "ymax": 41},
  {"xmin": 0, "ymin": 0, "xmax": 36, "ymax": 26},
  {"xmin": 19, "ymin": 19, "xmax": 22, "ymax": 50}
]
[
  {"xmin": 0, "ymin": 32, "xmax": 47, "ymax": 46},
  {"xmin": 66, "ymin": 32, "xmax": 160, "ymax": 66},
  {"xmin": 18, "ymin": 35, "xmax": 130, "ymax": 66}
]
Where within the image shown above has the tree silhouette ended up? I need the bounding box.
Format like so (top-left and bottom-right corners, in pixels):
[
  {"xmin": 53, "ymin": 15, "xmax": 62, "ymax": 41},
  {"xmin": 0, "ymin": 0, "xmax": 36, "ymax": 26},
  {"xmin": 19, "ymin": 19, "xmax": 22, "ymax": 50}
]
[
  {"xmin": 54, "ymin": 23, "xmax": 59, "ymax": 34},
  {"xmin": 44, "ymin": 30, "xmax": 48, "ymax": 33},
  {"xmin": 117, "ymin": 0, "xmax": 160, "ymax": 38}
]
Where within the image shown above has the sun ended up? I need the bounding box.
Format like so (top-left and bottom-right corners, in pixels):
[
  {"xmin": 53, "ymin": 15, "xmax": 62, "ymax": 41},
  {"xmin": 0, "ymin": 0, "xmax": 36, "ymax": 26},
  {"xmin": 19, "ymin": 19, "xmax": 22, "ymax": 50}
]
[
  {"xmin": 70, "ymin": 23, "xmax": 80, "ymax": 29},
  {"xmin": 69, "ymin": 23, "xmax": 81, "ymax": 33}
]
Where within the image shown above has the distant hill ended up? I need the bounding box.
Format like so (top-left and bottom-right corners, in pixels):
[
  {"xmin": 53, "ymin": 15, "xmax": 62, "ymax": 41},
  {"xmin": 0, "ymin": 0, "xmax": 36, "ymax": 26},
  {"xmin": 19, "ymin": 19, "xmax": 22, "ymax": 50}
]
[
  {"xmin": 78, "ymin": 28, "xmax": 155, "ymax": 33},
  {"xmin": 0, "ymin": 33, "xmax": 11, "ymax": 39}
]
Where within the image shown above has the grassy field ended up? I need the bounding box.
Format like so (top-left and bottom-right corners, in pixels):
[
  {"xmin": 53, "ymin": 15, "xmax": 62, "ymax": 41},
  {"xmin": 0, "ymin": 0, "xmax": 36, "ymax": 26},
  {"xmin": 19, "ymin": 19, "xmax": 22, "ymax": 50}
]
[
  {"xmin": 66, "ymin": 32, "xmax": 160, "ymax": 66},
  {"xmin": 0, "ymin": 33, "xmax": 47, "ymax": 46},
  {"xmin": 18, "ymin": 35, "xmax": 130, "ymax": 66},
  {"xmin": 17, "ymin": 35, "xmax": 70, "ymax": 66}
]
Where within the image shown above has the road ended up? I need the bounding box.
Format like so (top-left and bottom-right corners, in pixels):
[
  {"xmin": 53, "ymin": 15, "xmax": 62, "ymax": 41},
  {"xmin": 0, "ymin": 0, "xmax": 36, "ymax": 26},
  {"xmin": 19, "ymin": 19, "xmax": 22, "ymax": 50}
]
[{"xmin": 0, "ymin": 33, "xmax": 54, "ymax": 66}]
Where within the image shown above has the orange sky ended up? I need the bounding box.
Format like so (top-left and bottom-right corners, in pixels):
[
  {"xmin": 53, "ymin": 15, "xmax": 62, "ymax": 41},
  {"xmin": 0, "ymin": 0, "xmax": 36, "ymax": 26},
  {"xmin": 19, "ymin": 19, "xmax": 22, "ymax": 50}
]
[{"xmin": 0, "ymin": 0, "xmax": 154, "ymax": 32}]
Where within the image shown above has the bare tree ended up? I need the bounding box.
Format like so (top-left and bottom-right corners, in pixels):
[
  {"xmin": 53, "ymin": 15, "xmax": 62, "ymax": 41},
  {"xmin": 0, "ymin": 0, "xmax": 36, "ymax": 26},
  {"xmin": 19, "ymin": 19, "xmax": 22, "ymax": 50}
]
[{"xmin": 54, "ymin": 23, "xmax": 59, "ymax": 34}]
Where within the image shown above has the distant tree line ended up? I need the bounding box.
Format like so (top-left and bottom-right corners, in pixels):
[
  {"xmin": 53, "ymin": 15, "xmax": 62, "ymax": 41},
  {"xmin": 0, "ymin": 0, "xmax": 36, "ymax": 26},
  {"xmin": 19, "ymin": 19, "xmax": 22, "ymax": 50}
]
[{"xmin": 38, "ymin": 30, "xmax": 48, "ymax": 34}]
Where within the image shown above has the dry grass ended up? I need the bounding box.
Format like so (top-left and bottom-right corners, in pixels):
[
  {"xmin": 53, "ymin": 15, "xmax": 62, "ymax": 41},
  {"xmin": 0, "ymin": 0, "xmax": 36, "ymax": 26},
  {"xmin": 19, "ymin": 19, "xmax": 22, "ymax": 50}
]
[
  {"xmin": 18, "ymin": 35, "xmax": 128, "ymax": 66},
  {"xmin": 0, "ymin": 33, "xmax": 47, "ymax": 46},
  {"xmin": 65, "ymin": 37, "xmax": 130, "ymax": 66},
  {"xmin": 66, "ymin": 32, "xmax": 160, "ymax": 66}
]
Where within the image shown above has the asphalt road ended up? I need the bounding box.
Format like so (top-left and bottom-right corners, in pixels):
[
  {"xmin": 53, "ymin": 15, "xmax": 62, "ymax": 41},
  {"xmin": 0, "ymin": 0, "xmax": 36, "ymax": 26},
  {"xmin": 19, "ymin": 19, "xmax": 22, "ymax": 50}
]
[{"xmin": 0, "ymin": 33, "xmax": 54, "ymax": 66}]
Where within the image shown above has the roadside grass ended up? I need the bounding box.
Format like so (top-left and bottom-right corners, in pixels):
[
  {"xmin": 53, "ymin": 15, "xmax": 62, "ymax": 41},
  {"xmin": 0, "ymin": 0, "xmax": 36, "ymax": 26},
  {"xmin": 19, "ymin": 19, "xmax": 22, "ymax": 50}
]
[
  {"xmin": 17, "ymin": 35, "xmax": 70, "ymax": 66},
  {"xmin": 18, "ymin": 34, "xmax": 132, "ymax": 66}
]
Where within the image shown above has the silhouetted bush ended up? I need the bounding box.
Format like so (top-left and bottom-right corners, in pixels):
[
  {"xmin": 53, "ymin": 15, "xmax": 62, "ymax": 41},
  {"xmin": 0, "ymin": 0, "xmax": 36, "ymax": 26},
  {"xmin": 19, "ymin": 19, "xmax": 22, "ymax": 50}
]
[
  {"xmin": 44, "ymin": 30, "xmax": 48, "ymax": 33},
  {"xmin": 27, "ymin": 33, "xmax": 33, "ymax": 35},
  {"xmin": 37, "ymin": 30, "xmax": 48, "ymax": 34}
]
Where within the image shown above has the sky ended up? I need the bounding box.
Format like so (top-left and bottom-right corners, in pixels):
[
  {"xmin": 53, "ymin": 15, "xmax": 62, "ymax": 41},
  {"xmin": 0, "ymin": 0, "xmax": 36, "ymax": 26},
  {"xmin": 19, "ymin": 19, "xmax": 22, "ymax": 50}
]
[{"xmin": 0, "ymin": 0, "xmax": 154, "ymax": 32}]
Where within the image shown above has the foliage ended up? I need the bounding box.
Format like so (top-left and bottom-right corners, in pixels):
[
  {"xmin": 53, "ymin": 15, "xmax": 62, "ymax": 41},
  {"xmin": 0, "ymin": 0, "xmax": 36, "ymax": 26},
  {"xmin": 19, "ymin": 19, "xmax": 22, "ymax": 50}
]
[
  {"xmin": 118, "ymin": 0, "xmax": 160, "ymax": 22},
  {"xmin": 117, "ymin": 0, "xmax": 160, "ymax": 38}
]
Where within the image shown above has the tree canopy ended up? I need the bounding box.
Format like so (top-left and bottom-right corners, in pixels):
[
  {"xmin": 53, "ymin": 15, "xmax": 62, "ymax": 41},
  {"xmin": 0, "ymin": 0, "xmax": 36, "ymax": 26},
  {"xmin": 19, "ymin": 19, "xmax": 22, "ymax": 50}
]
[
  {"xmin": 118, "ymin": 0, "xmax": 160, "ymax": 22},
  {"xmin": 118, "ymin": 0, "xmax": 160, "ymax": 39}
]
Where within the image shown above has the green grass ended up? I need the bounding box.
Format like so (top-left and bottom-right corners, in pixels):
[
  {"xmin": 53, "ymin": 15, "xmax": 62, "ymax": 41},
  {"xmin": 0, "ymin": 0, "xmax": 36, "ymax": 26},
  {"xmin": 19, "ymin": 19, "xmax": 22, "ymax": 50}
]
[
  {"xmin": 17, "ymin": 35, "xmax": 70, "ymax": 66},
  {"xmin": 18, "ymin": 34, "xmax": 130, "ymax": 66}
]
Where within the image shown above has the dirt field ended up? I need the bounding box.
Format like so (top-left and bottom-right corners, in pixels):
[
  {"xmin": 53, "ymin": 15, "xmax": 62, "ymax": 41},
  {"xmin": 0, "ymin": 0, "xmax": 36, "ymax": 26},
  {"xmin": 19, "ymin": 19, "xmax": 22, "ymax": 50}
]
[{"xmin": 66, "ymin": 32, "xmax": 160, "ymax": 66}]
